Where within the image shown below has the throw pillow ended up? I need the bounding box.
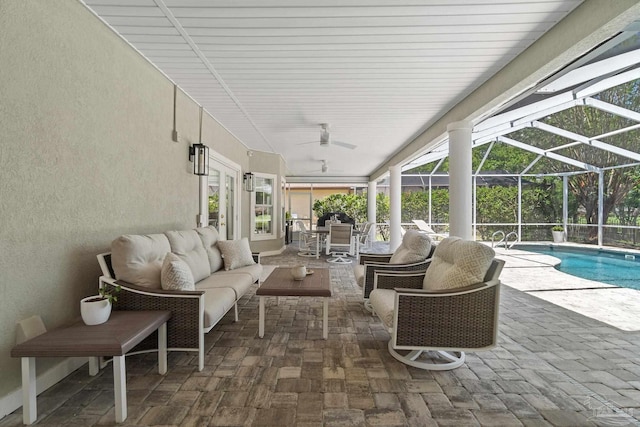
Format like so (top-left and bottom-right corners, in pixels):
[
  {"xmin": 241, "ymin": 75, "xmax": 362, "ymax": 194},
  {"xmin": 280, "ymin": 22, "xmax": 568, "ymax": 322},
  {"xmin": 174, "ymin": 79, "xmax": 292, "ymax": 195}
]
[
  {"xmin": 422, "ymin": 237, "xmax": 494, "ymax": 291},
  {"xmin": 389, "ymin": 230, "xmax": 433, "ymax": 264},
  {"xmin": 218, "ymin": 238, "xmax": 256, "ymax": 271},
  {"xmin": 161, "ymin": 252, "xmax": 195, "ymax": 291}
]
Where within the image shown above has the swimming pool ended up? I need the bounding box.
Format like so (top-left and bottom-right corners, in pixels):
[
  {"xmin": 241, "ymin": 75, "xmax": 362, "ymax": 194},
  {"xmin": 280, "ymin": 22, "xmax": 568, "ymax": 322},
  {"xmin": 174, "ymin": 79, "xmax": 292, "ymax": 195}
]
[{"xmin": 512, "ymin": 245, "xmax": 640, "ymax": 290}]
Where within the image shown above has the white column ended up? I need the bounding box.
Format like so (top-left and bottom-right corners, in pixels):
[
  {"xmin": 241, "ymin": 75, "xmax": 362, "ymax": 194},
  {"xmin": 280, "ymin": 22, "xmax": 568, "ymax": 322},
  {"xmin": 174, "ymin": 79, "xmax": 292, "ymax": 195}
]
[
  {"xmin": 598, "ymin": 171, "xmax": 604, "ymax": 246},
  {"xmin": 367, "ymin": 181, "xmax": 377, "ymax": 243},
  {"xmin": 389, "ymin": 165, "xmax": 402, "ymax": 251},
  {"xmin": 447, "ymin": 121, "xmax": 473, "ymax": 240},
  {"xmin": 563, "ymin": 176, "xmax": 568, "ymax": 239},
  {"xmin": 517, "ymin": 176, "xmax": 522, "ymax": 241}
]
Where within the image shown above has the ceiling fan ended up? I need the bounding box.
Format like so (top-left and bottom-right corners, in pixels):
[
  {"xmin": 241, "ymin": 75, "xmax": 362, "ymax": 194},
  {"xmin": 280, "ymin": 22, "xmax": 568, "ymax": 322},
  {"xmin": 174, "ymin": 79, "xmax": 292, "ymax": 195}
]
[{"xmin": 297, "ymin": 123, "xmax": 357, "ymax": 150}]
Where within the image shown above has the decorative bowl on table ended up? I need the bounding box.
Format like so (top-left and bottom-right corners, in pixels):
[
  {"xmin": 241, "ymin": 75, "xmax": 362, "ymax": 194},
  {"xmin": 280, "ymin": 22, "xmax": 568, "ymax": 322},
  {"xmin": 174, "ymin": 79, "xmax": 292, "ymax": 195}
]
[{"xmin": 291, "ymin": 265, "xmax": 307, "ymax": 280}]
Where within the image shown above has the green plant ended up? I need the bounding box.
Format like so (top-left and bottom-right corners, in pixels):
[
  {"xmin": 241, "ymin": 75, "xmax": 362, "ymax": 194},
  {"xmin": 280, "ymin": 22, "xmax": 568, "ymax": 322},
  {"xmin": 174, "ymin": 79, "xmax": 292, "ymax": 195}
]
[
  {"xmin": 552, "ymin": 225, "xmax": 564, "ymax": 232},
  {"xmin": 89, "ymin": 285, "xmax": 121, "ymax": 304}
]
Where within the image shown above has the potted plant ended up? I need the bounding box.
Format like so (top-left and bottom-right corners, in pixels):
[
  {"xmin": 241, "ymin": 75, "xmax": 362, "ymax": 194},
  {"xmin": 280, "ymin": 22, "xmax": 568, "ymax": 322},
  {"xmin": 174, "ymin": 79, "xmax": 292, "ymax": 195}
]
[
  {"xmin": 551, "ymin": 225, "xmax": 565, "ymax": 243},
  {"xmin": 80, "ymin": 285, "xmax": 121, "ymax": 325}
]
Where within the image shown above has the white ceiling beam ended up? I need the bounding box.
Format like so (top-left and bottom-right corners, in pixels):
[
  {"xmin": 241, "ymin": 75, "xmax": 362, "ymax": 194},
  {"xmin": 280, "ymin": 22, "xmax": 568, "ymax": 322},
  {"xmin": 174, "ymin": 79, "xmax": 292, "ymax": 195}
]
[
  {"xmin": 498, "ymin": 136, "xmax": 598, "ymax": 171},
  {"xmin": 575, "ymin": 67, "xmax": 640, "ymax": 98},
  {"xmin": 532, "ymin": 121, "xmax": 640, "ymax": 162},
  {"xmin": 584, "ymin": 97, "xmax": 640, "ymax": 123}
]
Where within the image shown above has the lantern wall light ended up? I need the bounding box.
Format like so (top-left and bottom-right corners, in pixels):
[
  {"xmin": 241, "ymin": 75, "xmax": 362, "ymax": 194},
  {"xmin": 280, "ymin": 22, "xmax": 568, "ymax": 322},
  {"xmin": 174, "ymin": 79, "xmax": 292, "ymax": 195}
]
[
  {"xmin": 243, "ymin": 172, "xmax": 255, "ymax": 192},
  {"xmin": 189, "ymin": 143, "xmax": 209, "ymax": 176}
]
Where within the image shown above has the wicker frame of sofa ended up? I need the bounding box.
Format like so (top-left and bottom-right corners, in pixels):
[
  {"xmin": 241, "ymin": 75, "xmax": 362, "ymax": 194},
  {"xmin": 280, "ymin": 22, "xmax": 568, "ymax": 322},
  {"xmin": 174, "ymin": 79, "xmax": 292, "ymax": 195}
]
[{"xmin": 97, "ymin": 251, "xmax": 260, "ymax": 371}]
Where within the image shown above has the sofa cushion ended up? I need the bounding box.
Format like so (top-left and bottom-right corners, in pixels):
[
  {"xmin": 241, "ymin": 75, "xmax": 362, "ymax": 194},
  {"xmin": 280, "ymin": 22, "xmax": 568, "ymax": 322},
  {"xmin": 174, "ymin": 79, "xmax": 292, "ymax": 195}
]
[
  {"xmin": 389, "ymin": 230, "xmax": 432, "ymax": 264},
  {"xmin": 165, "ymin": 230, "xmax": 211, "ymax": 283},
  {"xmin": 111, "ymin": 234, "xmax": 170, "ymax": 289},
  {"xmin": 369, "ymin": 289, "xmax": 396, "ymax": 329},
  {"xmin": 423, "ymin": 237, "xmax": 495, "ymax": 291},
  {"xmin": 201, "ymin": 287, "xmax": 236, "ymax": 329},
  {"xmin": 353, "ymin": 264, "xmax": 365, "ymax": 287},
  {"xmin": 218, "ymin": 238, "xmax": 256, "ymax": 271},
  {"xmin": 196, "ymin": 270, "xmax": 254, "ymax": 300},
  {"xmin": 161, "ymin": 253, "xmax": 195, "ymax": 291},
  {"xmin": 196, "ymin": 226, "xmax": 224, "ymax": 273}
]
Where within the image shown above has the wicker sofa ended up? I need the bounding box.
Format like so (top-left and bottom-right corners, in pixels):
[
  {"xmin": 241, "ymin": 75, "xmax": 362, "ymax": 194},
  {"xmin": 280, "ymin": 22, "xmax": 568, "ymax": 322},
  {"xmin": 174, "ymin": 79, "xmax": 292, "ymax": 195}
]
[{"xmin": 97, "ymin": 226, "xmax": 262, "ymax": 371}]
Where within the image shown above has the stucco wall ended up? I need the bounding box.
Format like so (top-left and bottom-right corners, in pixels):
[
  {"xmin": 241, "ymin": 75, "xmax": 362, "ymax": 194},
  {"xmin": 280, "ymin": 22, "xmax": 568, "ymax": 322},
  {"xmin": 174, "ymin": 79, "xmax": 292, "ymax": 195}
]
[{"xmin": 0, "ymin": 0, "xmax": 282, "ymax": 406}]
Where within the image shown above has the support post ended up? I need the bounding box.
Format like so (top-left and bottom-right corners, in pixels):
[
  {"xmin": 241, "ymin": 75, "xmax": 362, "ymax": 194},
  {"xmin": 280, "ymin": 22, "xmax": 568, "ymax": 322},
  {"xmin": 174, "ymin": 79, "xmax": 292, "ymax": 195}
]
[
  {"xmin": 598, "ymin": 171, "xmax": 604, "ymax": 246},
  {"xmin": 367, "ymin": 181, "xmax": 377, "ymax": 244},
  {"xmin": 447, "ymin": 121, "xmax": 473, "ymax": 240},
  {"xmin": 517, "ymin": 176, "xmax": 522, "ymax": 241},
  {"xmin": 389, "ymin": 165, "xmax": 402, "ymax": 251},
  {"xmin": 563, "ymin": 176, "xmax": 568, "ymax": 240}
]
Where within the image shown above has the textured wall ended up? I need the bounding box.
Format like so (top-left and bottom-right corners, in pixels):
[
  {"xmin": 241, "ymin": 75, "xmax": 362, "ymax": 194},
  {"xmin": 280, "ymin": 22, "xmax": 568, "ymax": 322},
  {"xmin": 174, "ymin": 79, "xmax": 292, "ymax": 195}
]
[{"xmin": 0, "ymin": 0, "xmax": 282, "ymax": 402}]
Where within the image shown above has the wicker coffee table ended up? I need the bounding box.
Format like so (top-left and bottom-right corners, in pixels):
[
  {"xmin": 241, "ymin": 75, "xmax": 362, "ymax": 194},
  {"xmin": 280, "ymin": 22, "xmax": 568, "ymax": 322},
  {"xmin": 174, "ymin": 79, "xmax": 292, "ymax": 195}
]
[{"xmin": 256, "ymin": 267, "xmax": 331, "ymax": 339}]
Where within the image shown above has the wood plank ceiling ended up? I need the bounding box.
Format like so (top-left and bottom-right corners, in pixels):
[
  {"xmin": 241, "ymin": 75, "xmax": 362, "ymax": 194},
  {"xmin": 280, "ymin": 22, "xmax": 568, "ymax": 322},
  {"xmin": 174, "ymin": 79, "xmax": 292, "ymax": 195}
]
[{"xmin": 83, "ymin": 0, "xmax": 582, "ymax": 179}]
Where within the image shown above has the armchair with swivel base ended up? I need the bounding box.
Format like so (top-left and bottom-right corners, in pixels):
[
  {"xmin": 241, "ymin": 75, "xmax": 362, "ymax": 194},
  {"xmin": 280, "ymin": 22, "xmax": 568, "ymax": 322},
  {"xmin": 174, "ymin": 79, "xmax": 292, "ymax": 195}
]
[
  {"xmin": 354, "ymin": 230, "xmax": 434, "ymax": 311},
  {"xmin": 369, "ymin": 237, "xmax": 505, "ymax": 371}
]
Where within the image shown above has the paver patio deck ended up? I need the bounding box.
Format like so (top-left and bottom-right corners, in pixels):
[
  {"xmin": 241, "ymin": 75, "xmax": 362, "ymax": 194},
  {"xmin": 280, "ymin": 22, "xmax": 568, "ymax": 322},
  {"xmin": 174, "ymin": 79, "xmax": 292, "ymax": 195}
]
[{"xmin": 1, "ymin": 243, "xmax": 639, "ymax": 426}]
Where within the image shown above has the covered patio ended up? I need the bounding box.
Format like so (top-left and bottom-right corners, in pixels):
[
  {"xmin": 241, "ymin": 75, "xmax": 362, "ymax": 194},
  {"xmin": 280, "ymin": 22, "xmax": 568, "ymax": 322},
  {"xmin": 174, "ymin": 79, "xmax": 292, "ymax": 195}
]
[{"xmin": 1, "ymin": 245, "xmax": 639, "ymax": 426}]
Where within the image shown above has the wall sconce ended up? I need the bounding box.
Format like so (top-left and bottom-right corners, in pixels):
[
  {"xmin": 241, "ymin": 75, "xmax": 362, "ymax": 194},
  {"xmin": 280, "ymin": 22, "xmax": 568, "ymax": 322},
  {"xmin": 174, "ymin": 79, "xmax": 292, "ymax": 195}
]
[
  {"xmin": 189, "ymin": 143, "xmax": 209, "ymax": 176},
  {"xmin": 243, "ymin": 172, "xmax": 255, "ymax": 192}
]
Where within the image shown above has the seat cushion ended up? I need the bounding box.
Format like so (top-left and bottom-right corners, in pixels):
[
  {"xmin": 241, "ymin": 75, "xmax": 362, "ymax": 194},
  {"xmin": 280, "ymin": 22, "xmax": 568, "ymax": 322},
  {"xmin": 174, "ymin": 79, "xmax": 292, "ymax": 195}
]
[
  {"xmin": 389, "ymin": 230, "xmax": 432, "ymax": 264},
  {"xmin": 165, "ymin": 230, "xmax": 211, "ymax": 283},
  {"xmin": 196, "ymin": 268, "xmax": 257, "ymax": 300},
  {"xmin": 423, "ymin": 237, "xmax": 495, "ymax": 291},
  {"xmin": 369, "ymin": 289, "xmax": 396, "ymax": 329},
  {"xmin": 111, "ymin": 234, "xmax": 170, "ymax": 289},
  {"xmin": 218, "ymin": 238, "xmax": 256, "ymax": 270},
  {"xmin": 353, "ymin": 264, "xmax": 365, "ymax": 287},
  {"xmin": 196, "ymin": 226, "xmax": 223, "ymax": 273},
  {"xmin": 201, "ymin": 287, "xmax": 236, "ymax": 329},
  {"xmin": 161, "ymin": 253, "xmax": 195, "ymax": 291}
]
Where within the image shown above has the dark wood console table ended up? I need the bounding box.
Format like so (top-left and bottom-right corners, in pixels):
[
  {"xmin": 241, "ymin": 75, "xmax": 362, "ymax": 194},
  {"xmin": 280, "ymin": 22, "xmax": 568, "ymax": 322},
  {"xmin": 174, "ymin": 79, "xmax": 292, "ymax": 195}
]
[{"xmin": 11, "ymin": 310, "xmax": 171, "ymax": 424}]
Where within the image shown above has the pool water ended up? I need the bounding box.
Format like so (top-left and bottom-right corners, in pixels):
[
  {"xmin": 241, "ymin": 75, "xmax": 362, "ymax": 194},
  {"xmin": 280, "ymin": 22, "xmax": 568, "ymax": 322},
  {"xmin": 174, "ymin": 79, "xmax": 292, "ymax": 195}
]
[{"xmin": 513, "ymin": 245, "xmax": 640, "ymax": 290}]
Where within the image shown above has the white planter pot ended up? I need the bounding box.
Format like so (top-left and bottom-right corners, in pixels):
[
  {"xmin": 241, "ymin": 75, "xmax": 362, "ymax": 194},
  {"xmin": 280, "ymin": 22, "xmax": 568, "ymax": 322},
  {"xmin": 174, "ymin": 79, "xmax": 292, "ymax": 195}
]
[
  {"xmin": 80, "ymin": 296, "xmax": 112, "ymax": 325},
  {"xmin": 552, "ymin": 230, "xmax": 565, "ymax": 243}
]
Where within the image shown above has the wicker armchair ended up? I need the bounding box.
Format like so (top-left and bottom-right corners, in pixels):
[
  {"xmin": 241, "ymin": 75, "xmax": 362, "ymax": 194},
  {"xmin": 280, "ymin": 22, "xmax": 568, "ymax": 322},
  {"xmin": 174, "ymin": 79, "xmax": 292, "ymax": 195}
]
[
  {"xmin": 369, "ymin": 238, "xmax": 505, "ymax": 370},
  {"xmin": 354, "ymin": 230, "xmax": 434, "ymax": 311}
]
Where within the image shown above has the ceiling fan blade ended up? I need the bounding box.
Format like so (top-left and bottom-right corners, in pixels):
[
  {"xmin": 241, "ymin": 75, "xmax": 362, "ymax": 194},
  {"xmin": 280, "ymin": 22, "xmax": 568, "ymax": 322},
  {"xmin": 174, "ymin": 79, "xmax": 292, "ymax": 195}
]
[
  {"xmin": 296, "ymin": 141, "xmax": 317, "ymax": 146},
  {"xmin": 333, "ymin": 140, "xmax": 357, "ymax": 150}
]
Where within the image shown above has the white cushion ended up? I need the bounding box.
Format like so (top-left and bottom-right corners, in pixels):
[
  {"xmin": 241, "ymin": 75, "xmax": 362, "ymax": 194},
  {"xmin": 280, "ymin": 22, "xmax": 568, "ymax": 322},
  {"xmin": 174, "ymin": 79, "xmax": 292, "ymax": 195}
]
[
  {"xmin": 423, "ymin": 237, "xmax": 495, "ymax": 291},
  {"xmin": 369, "ymin": 289, "xmax": 396, "ymax": 329},
  {"xmin": 165, "ymin": 230, "xmax": 211, "ymax": 283},
  {"xmin": 202, "ymin": 287, "xmax": 236, "ymax": 328},
  {"xmin": 161, "ymin": 253, "xmax": 195, "ymax": 291},
  {"xmin": 389, "ymin": 230, "xmax": 432, "ymax": 264},
  {"xmin": 353, "ymin": 264, "xmax": 365, "ymax": 287},
  {"xmin": 218, "ymin": 238, "xmax": 256, "ymax": 271},
  {"xmin": 196, "ymin": 226, "xmax": 224, "ymax": 273},
  {"xmin": 111, "ymin": 234, "xmax": 170, "ymax": 289},
  {"xmin": 196, "ymin": 269, "xmax": 254, "ymax": 300}
]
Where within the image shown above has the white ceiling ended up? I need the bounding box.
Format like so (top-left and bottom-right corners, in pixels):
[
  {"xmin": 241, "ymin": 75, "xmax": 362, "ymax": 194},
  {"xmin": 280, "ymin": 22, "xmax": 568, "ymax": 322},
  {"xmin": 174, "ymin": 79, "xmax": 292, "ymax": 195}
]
[{"xmin": 82, "ymin": 0, "xmax": 583, "ymax": 179}]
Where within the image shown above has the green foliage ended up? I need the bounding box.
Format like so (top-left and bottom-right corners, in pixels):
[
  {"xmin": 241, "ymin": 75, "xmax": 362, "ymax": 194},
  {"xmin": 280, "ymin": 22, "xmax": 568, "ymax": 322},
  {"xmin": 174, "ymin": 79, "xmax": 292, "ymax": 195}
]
[
  {"xmin": 208, "ymin": 194, "xmax": 219, "ymax": 213},
  {"xmin": 552, "ymin": 225, "xmax": 564, "ymax": 231},
  {"xmin": 99, "ymin": 285, "xmax": 120, "ymax": 304},
  {"xmin": 312, "ymin": 192, "xmax": 390, "ymax": 225}
]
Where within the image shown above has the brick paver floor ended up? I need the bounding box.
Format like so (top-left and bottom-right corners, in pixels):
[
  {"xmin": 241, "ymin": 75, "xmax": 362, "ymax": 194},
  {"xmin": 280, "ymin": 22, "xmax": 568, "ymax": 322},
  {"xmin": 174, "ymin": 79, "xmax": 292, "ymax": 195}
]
[{"xmin": 2, "ymin": 244, "xmax": 639, "ymax": 426}]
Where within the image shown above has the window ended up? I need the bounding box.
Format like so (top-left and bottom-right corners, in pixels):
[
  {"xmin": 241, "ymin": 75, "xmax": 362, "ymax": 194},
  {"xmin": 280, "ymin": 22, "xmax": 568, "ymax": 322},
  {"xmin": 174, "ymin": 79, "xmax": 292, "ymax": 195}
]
[{"xmin": 251, "ymin": 173, "xmax": 276, "ymax": 240}]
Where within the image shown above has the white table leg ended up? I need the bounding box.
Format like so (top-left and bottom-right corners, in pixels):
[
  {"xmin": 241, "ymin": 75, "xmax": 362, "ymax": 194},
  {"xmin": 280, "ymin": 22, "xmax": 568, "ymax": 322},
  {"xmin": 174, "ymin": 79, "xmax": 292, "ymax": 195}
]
[
  {"xmin": 21, "ymin": 357, "xmax": 36, "ymax": 425},
  {"xmin": 113, "ymin": 355, "xmax": 127, "ymax": 423},
  {"xmin": 316, "ymin": 234, "xmax": 320, "ymax": 259},
  {"xmin": 89, "ymin": 357, "xmax": 99, "ymax": 376},
  {"xmin": 259, "ymin": 296, "xmax": 265, "ymax": 338},
  {"xmin": 158, "ymin": 322, "xmax": 167, "ymax": 375},
  {"xmin": 323, "ymin": 298, "xmax": 329, "ymax": 340}
]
